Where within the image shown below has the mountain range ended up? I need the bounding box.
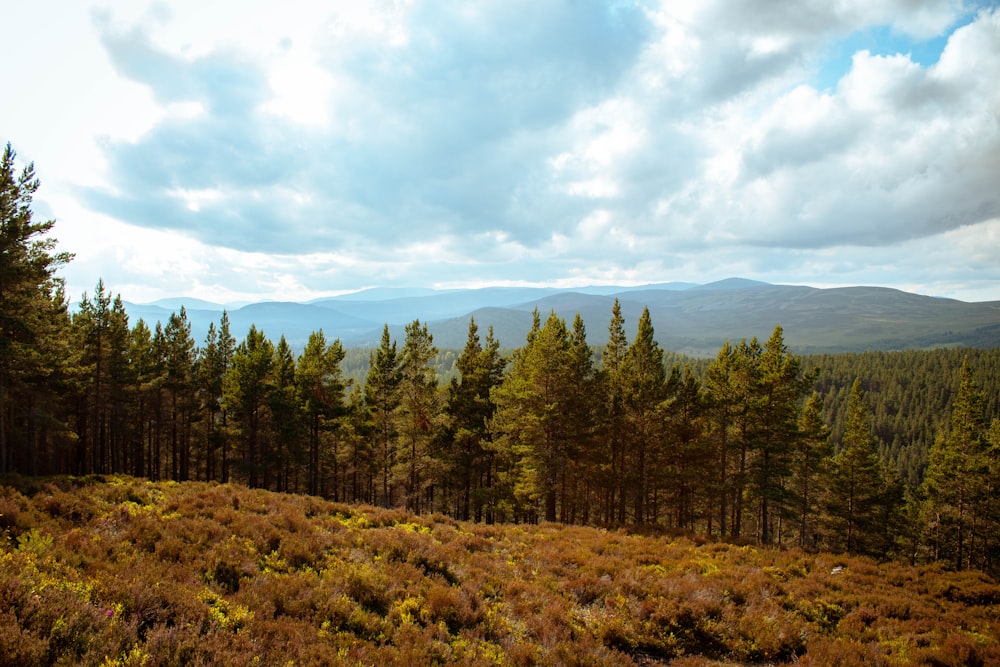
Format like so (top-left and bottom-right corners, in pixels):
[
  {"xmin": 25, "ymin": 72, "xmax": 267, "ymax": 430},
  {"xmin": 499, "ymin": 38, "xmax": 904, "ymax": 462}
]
[{"xmin": 121, "ymin": 278, "xmax": 1000, "ymax": 356}]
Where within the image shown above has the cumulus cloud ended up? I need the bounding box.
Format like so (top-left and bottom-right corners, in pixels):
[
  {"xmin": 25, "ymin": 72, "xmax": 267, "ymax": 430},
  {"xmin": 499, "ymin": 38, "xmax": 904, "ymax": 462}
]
[{"xmin": 9, "ymin": 0, "xmax": 996, "ymax": 301}]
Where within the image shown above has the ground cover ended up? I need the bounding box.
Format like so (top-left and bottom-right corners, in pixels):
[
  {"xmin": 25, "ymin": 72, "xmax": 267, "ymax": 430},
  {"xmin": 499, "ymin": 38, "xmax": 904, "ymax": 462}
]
[{"xmin": 1, "ymin": 476, "xmax": 998, "ymax": 666}]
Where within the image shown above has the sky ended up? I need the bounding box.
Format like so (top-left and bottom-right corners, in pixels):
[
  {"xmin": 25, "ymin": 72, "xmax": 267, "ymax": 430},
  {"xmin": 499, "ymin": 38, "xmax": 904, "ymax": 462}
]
[{"xmin": 2, "ymin": 0, "xmax": 999, "ymax": 305}]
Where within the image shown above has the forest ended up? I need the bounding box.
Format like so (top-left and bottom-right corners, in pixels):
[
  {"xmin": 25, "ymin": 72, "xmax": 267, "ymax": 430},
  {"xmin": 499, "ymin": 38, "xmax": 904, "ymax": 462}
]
[{"xmin": 3, "ymin": 141, "xmax": 1000, "ymax": 577}]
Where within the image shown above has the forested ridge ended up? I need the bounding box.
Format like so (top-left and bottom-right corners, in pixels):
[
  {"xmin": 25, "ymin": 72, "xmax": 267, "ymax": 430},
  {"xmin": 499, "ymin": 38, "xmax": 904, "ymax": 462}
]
[{"xmin": 4, "ymin": 142, "xmax": 1000, "ymax": 576}]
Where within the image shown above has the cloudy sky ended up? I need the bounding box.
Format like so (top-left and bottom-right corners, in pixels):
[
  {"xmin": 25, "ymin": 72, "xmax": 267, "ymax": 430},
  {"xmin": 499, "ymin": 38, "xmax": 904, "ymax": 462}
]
[{"xmin": 3, "ymin": 1, "xmax": 999, "ymax": 304}]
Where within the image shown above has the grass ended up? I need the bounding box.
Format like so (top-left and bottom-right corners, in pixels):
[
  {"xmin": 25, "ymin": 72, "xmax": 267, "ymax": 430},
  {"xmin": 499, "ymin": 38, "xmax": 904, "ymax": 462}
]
[{"xmin": 1, "ymin": 475, "xmax": 998, "ymax": 666}]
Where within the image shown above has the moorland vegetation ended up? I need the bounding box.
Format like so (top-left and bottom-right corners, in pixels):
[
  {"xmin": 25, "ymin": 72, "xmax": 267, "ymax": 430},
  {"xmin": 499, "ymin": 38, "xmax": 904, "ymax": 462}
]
[{"xmin": 2, "ymin": 475, "xmax": 1000, "ymax": 665}]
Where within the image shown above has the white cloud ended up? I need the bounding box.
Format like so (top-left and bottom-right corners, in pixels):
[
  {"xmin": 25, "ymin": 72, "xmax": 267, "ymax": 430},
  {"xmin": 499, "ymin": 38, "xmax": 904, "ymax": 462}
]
[{"xmin": 4, "ymin": 0, "xmax": 999, "ymax": 305}]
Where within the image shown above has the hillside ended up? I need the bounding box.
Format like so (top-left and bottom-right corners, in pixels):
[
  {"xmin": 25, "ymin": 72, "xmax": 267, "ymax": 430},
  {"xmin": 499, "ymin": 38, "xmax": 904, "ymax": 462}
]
[
  {"xmin": 120, "ymin": 280, "xmax": 1000, "ymax": 355},
  {"xmin": 2, "ymin": 476, "xmax": 999, "ymax": 666}
]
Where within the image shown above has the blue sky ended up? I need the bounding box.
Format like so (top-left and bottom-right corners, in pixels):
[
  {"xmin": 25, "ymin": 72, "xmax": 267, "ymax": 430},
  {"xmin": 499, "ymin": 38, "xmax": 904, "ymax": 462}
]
[{"xmin": 2, "ymin": 1, "xmax": 999, "ymax": 304}]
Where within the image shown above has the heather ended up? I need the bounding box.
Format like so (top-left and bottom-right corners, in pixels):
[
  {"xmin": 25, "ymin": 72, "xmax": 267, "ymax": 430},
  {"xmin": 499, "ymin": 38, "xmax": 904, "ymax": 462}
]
[{"xmin": 1, "ymin": 476, "xmax": 998, "ymax": 666}]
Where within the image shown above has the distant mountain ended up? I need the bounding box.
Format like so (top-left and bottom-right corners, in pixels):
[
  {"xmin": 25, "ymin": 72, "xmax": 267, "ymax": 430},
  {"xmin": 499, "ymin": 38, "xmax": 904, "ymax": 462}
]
[
  {"xmin": 147, "ymin": 297, "xmax": 229, "ymax": 311},
  {"xmin": 119, "ymin": 279, "xmax": 1000, "ymax": 356}
]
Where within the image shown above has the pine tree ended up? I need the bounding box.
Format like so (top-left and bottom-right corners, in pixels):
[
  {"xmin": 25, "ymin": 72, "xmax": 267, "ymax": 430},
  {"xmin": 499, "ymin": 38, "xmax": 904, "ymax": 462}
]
[
  {"xmin": 195, "ymin": 315, "xmax": 237, "ymax": 482},
  {"xmin": 825, "ymin": 379, "xmax": 883, "ymax": 555},
  {"xmin": 601, "ymin": 298, "xmax": 629, "ymax": 524},
  {"xmin": 163, "ymin": 308, "xmax": 195, "ymax": 480},
  {"xmin": 365, "ymin": 325, "xmax": 401, "ymax": 507},
  {"xmin": 224, "ymin": 325, "xmax": 274, "ymax": 487},
  {"xmin": 446, "ymin": 318, "xmax": 505, "ymax": 521},
  {"xmin": 752, "ymin": 325, "xmax": 812, "ymax": 545},
  {"xmin": 793, "ymin": 392, "xmax": 831, "ymax": 548},
  {"xmin": 295, "ymin": 330, "xmax": 347, "ymax": 497},
  {"xmin": 921, "ymin": 359, "xmax": 989, "ymax": 569},
  {"xmin": 397, "ymin": 320, "xmax": 440, "ymax": 513},
  {"xmin": 561, "ymin": 313, "xmax": 597, "ymax": 523},
  {"xmin": 660, "ymin": 366, "xmax": 709, "ymax": 531},
  {"xmin": 269, "ymin": 336, "xmax": 301, "ymax": 491},
  {"xmin": 729, "ymin": 338, "xmax": 762, "ymax": 538},
  {"xmin": 620, "ymin": 307, "xmax": 665, "ymax": 524},
  {"xmin": 491, "ymin": 311, "xmax": 577, "ymax": 522},
  {"xmin": 0, "ymin": 143, "xmax": 73, "ymax": 474},
  {"xmin": 704, "ymin": 341, "xmax": 739, "ymax": 537},
  {"xmin": 73, "ymin": 281, "xmax": 113, "ymax": 474}
]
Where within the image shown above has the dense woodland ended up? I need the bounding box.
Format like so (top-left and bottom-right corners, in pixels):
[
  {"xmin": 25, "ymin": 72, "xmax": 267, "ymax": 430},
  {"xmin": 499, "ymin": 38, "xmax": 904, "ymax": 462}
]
[{"xmin": 4, "ymin": 142, "xmax": 1000, "ymax": 575}]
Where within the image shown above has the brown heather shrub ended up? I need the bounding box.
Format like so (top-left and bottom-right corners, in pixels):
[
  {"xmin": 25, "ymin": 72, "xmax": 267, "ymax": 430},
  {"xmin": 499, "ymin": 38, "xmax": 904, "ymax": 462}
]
[
  {"xmin": 796, "ymin": 637, "xmax": 892, "ymax": 666},
  {"xmin": 3, "ymin": 476, "xmax": 1000, "ymax": 666}
]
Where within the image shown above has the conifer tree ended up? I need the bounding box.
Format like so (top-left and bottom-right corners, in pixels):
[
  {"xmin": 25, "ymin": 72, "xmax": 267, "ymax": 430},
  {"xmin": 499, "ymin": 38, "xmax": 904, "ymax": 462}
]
[
  {"xmin": 295, "ymin": 330, "xmax": 347, "ymax": 496},
  {"xmin": 921, "ymin": 359, "xmax": 989, "ymax": 569},
  {"xmin": 224, "ymin": 325, "xmax": 274, "ymax": 487},
  {"xmin": 0, "ymin": 143, "xmax": 73, "ymax": 474},
  {"xmin": 195, "ymin": 314, "xmax": 236, "ymax": 482},
  {"xmin": 365, "ymin": 325, "xmax": 401, "ymax": 507},
  {"xmin": 729, "ymin": 338, "xmax": 762, "ymax": 538},
  {"xmin": 163, "ymin": 308, "xmax": 195, "ymax": 480},
  {"xmin": 793, "ymin": 392, "xmax": 831, "ymax": 548},
  {"xmin": 825, "ymin": 379, "xmax": 883, "ymax": 554},
  {"xmin": 660, "ymin": 366, "xmax": 709, "ymax": 531},
  {"xmin": 397, "ymin": 319, "xmax": 440, "ymax": 513},
  {"xmin": 268, "ymin": 336, "xmax": 301, "ymax": 490},
  {"xmin": 704, "ymin": 341, "xmax": 739, "ymax": 537},
  {"xmin": 753, "ymin": 325, "xmax": 812, "ymax": 544},
  {"xmin": 74, "ymin": 280, "xmax": 114, "ymax": 474},
  {"xmin": 562, "ymin": 313, "xmax": 597, "ymax": 523},
  {"xmin": 491, "ymin": 311, "xmax": 577, "ymax": 522},
  {"xmin": 446, "ymin": 318, "xmax": 505, "ymax": 521},
  {"xmin": 128, "ymin": 319, "xmax": 156, "ymax": 477},
  {"xmin": 621, "ymin": 307, "xmax": 665, "ymax": 524},
  {"xmin": 601, "ymin": 299, "xmax": 630, "ymax": 524}
]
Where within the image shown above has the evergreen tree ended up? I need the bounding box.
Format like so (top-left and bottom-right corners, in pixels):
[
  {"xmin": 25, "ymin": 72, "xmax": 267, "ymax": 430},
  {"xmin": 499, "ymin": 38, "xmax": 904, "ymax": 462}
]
[
  {"xmin": 73, "ymin": 280, "xmax": 114, "ymax": 474},
  {"xmin": 342, "ymin": 383, "xmax": 373, "ymax": 503},
  {"xmin": 793, "ymin": 392, "xmax": 831, "ymax": 548},
  {"xmin": 269, "ymin": 336, "xmax": 301, "ymax": 491},
  {"xmin": 491, "ymin": 311, "xmax": 577, "ymax": 522},
  {"xmin": 224, "ymin": 325, "xmax": 274, "ymax": 487},
  {"xmin": 445, "ymin": 318, "xmax": 505, "ymax": 521},
  {"xmin": 921, "ymin": 359, "xmax": 990, "ymax": 569},
  {"xmin": 601, "ymin": 299, "xmax": 629, "ymax": 524},
  {"xmin": 825, "ymin": 379, "xmax": 884, "ymax": 555},
  {"xmin": 563, "ymin": 313, "xmax": 597, "ymax": 524},
  {"xmin": 195, "ymin": 314, "xmax": 236, "ymax": 482},
  {"xmin": 0, "ymin": 143, "xmax": 73, "ymax": 474},
  {"xmin": 162, "ymin": 308, "xmax": 195, "ymax": 480},
  {"xmin": 621, "ymin": 307, "xmax": 666, "ymax": 524},
  {"xmin": 365, "ymin": 325, "xmax": 401, "ymax": 507},
  {"xmin": 128, "ymin": 319, "xmax": 158, "ymax": 478},
  {"xmin": 729, "ymin": 338, "xmax": 762, "ymax": 538},
  {"xmin": 752, "ymin": 325, "xmax": 812, "ymax": 545},
  {"xmin": 295, "ymin": 330, "xmax": 347, "ymax": 497},
  {"xmin": 660, "ymin": 366, "xmax": 709, "ymax": 531},
  {"xmin": 704, "ymin": 341, "xmax": 739, "ymax": 537},
  {"xmin": 397, "ymin": 320, "xmax": 440, "ymax": 513}
]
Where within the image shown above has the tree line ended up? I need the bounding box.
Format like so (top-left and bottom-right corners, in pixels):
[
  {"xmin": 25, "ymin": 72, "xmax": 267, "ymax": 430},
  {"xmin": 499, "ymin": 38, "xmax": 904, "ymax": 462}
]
[{"xmin": 3, "ymin": 141, "xmax": 999, "ymax": 574}]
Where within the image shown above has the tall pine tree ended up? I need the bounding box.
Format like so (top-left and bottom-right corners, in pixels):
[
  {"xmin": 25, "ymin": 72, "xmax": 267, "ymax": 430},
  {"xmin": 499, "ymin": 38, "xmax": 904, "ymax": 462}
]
[
  {"xmin": 921, "ymin": 359, "xmax": 990, "ymax": 570},
  {"xmin": 0, "ymin": 143, "xmax": 73, "ymax": 474}
]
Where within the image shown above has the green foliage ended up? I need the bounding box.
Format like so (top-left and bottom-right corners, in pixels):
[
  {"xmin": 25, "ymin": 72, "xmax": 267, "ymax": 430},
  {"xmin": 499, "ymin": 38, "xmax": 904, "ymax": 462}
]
[
  {"xmin": 490, "ymin": 311, "xmax": 593, "ymax": 522},
  {"xmin": 0, "ymin": 142, "xmax": 74, "ymax": 476},
  {"xmin": 824, "ymin": 380, "xmax": 889, "ymax": 555},
  {"xmin": 920, "ymin": 359, "xmax": 996, "ymax": 571}
]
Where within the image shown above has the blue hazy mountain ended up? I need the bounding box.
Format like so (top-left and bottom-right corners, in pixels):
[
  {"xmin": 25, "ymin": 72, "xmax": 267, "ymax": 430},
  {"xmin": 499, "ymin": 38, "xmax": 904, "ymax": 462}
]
[{"xmin": 120, "ymin": 279, "xmax": 1000, "ymax": 356}]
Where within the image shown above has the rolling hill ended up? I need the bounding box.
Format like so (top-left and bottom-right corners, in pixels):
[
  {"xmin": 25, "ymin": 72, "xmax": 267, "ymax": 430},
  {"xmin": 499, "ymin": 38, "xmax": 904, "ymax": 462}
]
[{"xmin": 120, "ymin": 280, "xmax": 1000, "ymax": 355}]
